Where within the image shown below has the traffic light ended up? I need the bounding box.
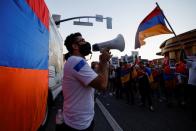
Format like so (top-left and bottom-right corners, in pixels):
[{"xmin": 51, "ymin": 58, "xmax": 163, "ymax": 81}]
[{"xmin": 106, "ymin": 17, "xmax": 112, "ymax": 29}]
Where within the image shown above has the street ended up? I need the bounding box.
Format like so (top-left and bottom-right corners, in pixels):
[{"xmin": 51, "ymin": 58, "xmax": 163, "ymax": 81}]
[
  {"xmin": 43, "ymin": 90, "xmax": 196, "ymax": 131},
  {"xmin": 95, "ymin": 92, "xmax": 196, "ymax": 131}
]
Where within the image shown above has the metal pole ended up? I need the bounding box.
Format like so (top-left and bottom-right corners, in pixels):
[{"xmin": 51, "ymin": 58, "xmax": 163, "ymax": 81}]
[
  {"xmin": 156, "ymin": 2, "xmax": 186, "ymax": 59},
  {"xmin": 55, "ymin": 16, "xmax": 107, "ymax": 25},
  {"xmin": 156, "ymin": 2, "xmax": 177, "ymax": 37}
]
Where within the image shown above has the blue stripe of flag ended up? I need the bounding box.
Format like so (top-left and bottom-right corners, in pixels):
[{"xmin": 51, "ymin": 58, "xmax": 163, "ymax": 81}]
[
  {"xmin": 120, "ymin": 69, "xmax": 131, "ymax": 77},
  {"xmin": 137, "ymin": 14, "xmax": 166, "ymax": 32},
  {"xmin": 0, "ymin": 0, "xmax": 49, "ymax": 69}
]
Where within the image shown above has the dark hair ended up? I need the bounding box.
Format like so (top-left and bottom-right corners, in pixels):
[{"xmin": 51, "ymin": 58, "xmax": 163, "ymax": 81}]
[
  {"xmin": 64, "ymin": 32, "xmax": 82, "ymax": 53},
  {"xmin": 64, "ymin": 53, "xmax": 70, "ymax": 61}
]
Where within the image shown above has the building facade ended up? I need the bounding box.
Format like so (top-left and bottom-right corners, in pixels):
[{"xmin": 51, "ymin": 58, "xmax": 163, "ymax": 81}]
[{"xmin": 160, "ymin": 29, "xmax": 196, "ymax": 63}]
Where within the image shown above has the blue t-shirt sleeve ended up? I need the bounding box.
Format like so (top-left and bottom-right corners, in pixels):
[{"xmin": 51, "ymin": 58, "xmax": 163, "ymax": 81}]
[{"xmin": 73, "ymin": 58, "xmax": 98, "ymax": 86}]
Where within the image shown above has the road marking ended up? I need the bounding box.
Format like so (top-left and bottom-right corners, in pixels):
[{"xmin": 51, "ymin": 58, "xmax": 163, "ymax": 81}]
[{"xmin": 96, "ymin": 98, "xmax": 123, "ymax": 131}]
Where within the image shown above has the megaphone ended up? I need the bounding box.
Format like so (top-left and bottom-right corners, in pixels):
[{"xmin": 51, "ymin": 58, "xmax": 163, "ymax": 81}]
[{"xmin": 92, "ymin": 34, "xmax": 125, "ymax": 52}]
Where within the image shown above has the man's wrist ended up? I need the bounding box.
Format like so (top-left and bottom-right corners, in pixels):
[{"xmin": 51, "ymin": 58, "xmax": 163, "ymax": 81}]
[{"xmin": 99, "ymin": 61, "xmax": 109, "ymax": 68}]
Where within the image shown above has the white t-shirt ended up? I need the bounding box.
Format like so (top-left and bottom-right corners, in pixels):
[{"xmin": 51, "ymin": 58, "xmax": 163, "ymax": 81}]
[{"xmin": 62, "ymin": 56, "xmax": 98, "ymax": 130}]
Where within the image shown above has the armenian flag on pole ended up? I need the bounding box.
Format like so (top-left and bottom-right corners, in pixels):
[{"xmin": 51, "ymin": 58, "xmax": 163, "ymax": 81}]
[{"xmin": 135, "ymin": 7, "xmax": 172, "ymax": 49}]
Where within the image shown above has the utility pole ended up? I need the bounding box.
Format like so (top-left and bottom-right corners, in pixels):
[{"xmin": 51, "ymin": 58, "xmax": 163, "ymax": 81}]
[{"xmin": 54, "ymin": 15, "xmax": 112, "ymax": 29}]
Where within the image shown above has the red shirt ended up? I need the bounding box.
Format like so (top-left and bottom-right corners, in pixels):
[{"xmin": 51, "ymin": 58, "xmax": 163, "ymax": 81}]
[{"xmin": 176, "ymin": 61, "xmax": 186, "ymax": 74}]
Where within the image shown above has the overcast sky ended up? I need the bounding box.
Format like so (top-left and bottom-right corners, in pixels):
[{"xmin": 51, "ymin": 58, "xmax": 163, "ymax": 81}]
[{"xmin": 45, "ymin": 0, "xmax": 196, "ymax": 62}]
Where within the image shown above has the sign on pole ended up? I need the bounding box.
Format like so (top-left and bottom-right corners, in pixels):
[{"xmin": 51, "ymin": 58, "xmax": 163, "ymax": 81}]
[{"xmin": 111, "ymin": 57, "xmax": 119, "ymax": 67}]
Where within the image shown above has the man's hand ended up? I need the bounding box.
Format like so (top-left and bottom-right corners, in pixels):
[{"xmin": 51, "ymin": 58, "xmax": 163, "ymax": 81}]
[
  {"xmin": 99, "ymin": 48, "xmax": 112, "ymax": 64},
  {"xmin": 89, "ymin": 48, "xmax": 112, "ymax": 90}
]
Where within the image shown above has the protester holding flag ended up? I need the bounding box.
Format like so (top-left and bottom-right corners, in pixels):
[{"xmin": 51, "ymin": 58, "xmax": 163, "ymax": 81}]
[
  {"xmin": 120, "ymin": 62, "xmax": 132, "ymax": 104},
  {"xmin": 136, "ymin": 62, "xmax": 154, "ymax": 111}
]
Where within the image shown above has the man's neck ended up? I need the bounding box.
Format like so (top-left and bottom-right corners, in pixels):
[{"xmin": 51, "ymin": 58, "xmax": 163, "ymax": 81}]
[{"xmin": 71, "ymin": 52, "xmax": 85, "ymax": 59}]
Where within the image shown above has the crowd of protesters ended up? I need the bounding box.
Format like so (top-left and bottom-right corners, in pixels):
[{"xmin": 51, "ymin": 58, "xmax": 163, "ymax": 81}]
[{"xmin": 94, "ymin": 57, "xmax": 196, "ymax": 120}]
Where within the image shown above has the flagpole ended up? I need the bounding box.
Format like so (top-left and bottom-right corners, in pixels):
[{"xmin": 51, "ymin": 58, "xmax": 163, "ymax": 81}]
[
  {"xmin": 156, "ymin": 2, "xmax": 187, "ymax": 60},
  {"xmin": 156, "ymin": 2, "xmax": 177, "ymax": 37}
]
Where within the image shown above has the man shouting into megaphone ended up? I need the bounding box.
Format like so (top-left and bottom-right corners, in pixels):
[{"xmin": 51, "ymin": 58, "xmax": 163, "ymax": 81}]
[{"xmin": 59, "ymin": 32, "xmax": 111, "ymax": 131}]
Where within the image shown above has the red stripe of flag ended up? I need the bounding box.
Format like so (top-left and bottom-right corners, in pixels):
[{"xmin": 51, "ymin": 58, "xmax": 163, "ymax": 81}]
[
  {"xmin": 141, "ymin": 7, "xmax": 161, "ymax": 24},
  {"xmin": 26, "ymin": 0, "xmax": 49, "ymax": 30}
]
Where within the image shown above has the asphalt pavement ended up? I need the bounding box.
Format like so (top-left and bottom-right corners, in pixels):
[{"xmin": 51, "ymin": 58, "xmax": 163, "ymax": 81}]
[
  {"xmin": 97, "ymin": 92, "xmax": 196, "ymax": 131},
  {"xmin": 41, "ymin": 91, "xmax": 196, "ymax": 131}
]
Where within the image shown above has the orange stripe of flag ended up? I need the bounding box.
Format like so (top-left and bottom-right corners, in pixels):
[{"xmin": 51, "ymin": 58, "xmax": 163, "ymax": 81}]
[
  {"xmin": 138, "ymin": 24, "xmax": 172, "ymax": 46},
  {"xmin": 0, "ymin": 66, "xmax": 48, "ymax": 131}
]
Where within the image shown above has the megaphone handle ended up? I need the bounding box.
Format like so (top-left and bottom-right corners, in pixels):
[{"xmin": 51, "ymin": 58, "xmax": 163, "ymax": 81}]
[
  {"xmin": 99, "ymin": 49, "xmax": 111, "ymax": 64},
  {"xmin": 100, "ymin": 48, "xmax": 110, "ymax": 53}
]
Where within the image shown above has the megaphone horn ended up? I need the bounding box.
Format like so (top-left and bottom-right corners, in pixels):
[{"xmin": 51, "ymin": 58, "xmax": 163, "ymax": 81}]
[{"xmin": 92, "ymin": 34, "xmax": 125, "ymax": 52}]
